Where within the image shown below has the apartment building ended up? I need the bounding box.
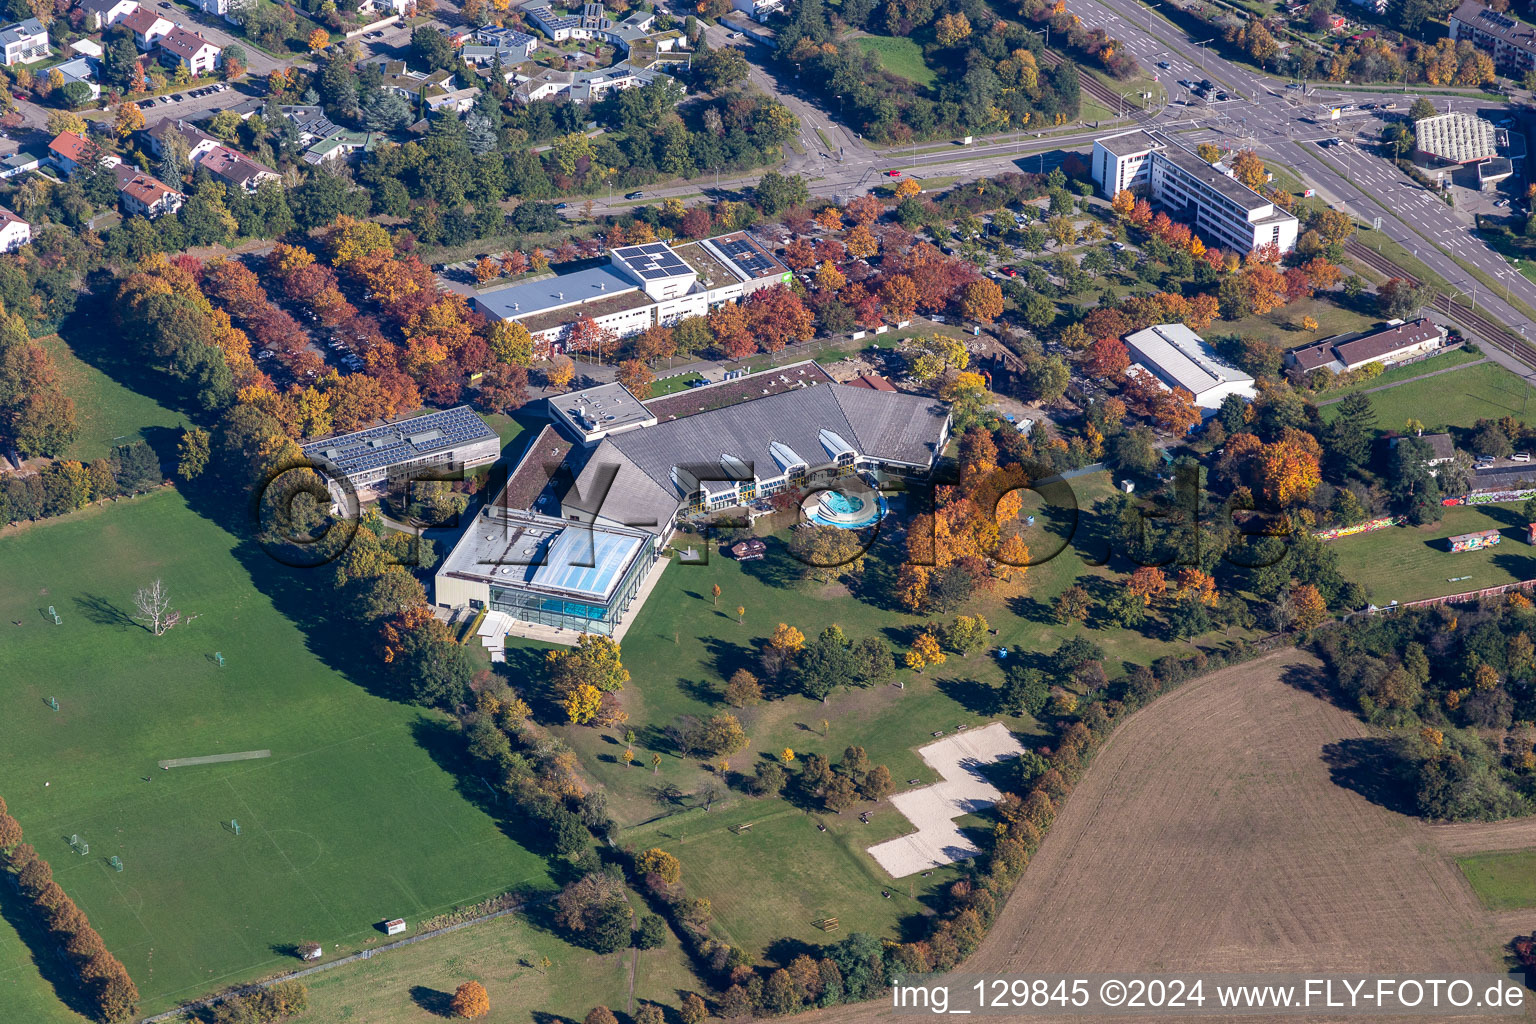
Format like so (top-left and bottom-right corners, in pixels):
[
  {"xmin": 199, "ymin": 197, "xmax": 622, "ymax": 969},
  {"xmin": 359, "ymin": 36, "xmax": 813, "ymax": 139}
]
[
  {"xmin": 1450, "ymin": 0, "xmax": 1536, "ymax": 71},
  {"xmin": 1091, "ymin": 129, "xmax": 1299, "ymax": 254}
]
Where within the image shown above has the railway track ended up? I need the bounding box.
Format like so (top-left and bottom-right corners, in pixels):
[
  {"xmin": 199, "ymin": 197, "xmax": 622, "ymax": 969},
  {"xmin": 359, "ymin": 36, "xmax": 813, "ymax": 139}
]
[
  {"xmin": 1344, "ymin": 239, "xmax": 1536, "ymax": 370},
  {"xmin": 1041, "ymin": 49, "xmax": 1154, "ymax": 125}
]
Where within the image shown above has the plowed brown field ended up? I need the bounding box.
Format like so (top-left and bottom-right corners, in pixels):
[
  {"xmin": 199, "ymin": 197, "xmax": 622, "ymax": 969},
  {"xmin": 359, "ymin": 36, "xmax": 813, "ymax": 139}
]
[{"xmin": 792, "ymin": 650, "xmax": 1533, "ymax": 1023}]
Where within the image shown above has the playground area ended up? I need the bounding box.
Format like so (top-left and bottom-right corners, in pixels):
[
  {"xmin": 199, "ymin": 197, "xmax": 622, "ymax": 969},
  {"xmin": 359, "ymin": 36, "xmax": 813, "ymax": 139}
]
[
  {"xmin": 866, "ymin": 723, "xmax": 1028, "ymax": 877},
  {"xmin": 0, "ymin": 491, "xmax": 555, "ymax": 1013}
]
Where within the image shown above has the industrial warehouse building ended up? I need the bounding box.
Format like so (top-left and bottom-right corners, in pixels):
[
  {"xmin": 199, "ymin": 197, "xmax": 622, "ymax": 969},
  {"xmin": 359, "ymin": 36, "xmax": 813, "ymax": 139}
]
[
  {"xmin": 300, "ymin": 405, "xmax": 500, "ymax": 504},
  {"xmin": 1091, "ymin": 129, "xmax": 1299, "ymax": 254},
  {"xmin": 433, "ymin": 370, "xmax": 950, "ymax": 638},
  {"xmin": 471, "ymin": 233, "xmax": 792, "ymax": 348},
  {"xmin": 1123, "ymin": 323, "xmax": 1257, "ymax": 411}
]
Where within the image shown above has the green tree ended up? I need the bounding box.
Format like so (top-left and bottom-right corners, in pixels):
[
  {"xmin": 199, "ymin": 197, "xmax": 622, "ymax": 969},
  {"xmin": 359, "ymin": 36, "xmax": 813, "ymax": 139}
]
[
  {"xmin": 177, "ymin": 426, "xmax": 210, "ymax": 481},
  {"xmin": 755, "ymin": 171, "xmax": 810, "ymax": 216}
]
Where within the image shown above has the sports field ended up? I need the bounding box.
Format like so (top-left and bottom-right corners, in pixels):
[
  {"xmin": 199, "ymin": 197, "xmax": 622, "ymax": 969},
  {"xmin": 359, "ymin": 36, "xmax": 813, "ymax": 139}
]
[
  {"xmin": 1329, "ymin": 503, "xmax": 1536, "ymax": 604},
  {"xmin": 0, "ymin": 491, "xmax": 555, "ymax": 1015},
  {"xmin": 37, "ymin": 334, "xmax": 187, "ymax": 463}
]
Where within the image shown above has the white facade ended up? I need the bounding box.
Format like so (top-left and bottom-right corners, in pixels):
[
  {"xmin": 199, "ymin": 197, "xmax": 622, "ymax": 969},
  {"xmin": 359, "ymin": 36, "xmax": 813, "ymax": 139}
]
[
  {"xmin": 0, "ymin": 19, "xmax": 48, "ymax": 66},
  {"xmin": 731, "ymin": 0, "xmax": 783, "ymax": 20},
  {"xmin": 1123, "ymin": 323, "xmax": 1256, "ymax": 412},
  {"xmin": 1092, "ymin": 129, "xmax": 1299, "ymax": 254},
  {"xmin": 82, "ymin": 0, "xmax": 141, "ymax": 30},
  {"xmin": 0, "ymin": 207, "xmax": 30, "ymax": 252}
]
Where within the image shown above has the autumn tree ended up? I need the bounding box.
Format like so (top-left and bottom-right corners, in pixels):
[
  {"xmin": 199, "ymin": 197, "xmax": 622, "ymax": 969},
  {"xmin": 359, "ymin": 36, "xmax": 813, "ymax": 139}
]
[
  {"xmin": 709, "ymin": 301, "xmax": 755, "ymax": 359},
  {"xmin": 636, "ymin": 848, "xmax": 682, "ymax": 883},
  {"xmin": 308, "ymin": 28, "xmax": 330, "ymax": 51},
  {"xmin": 961, "ymin": 279, "xmax": 1004, "ymax": 323},
  {"xmin": 1126, "ymin": 566, "xmax": 1168, "ymax": 605},
  {"xmin": 451, "ymin": 981, "xmax": 490, "ymax": 1018},
  {"xmin": 724, "ymin": 668, "xmax": 764, "ymax": 707},
  {"xmin": 113, "ymin": 102, "xmax": 145, "ymax": 137},
  {"xmin": 617, "ymin": 359, "xmax": 655, "ymax": 399},
  {"xmin": 1290, "ymin": 583, "xmax": 1328, "ymax": 630},
  {"xmin": 748, "ymin": 285, "xmax": 815, "ymax": 351}
]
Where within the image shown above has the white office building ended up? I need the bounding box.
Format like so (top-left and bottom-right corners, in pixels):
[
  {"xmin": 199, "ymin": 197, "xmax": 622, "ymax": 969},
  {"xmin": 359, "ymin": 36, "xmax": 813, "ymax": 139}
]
[
  {"xmin": 1091, "ymin": 129, "xmax": 1299, "ymax": 254},
  {"xmin": 1123, "ymin": 323, "xmax": 1256, "ymax": 412},
  {"xmin": 472, "ymin": 233, "xmax": 792, "ymax": 348}
]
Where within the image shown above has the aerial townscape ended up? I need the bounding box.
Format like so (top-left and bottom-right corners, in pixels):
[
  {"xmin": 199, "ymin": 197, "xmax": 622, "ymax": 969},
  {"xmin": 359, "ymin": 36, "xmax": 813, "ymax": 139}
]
[{"xmin": 18, "ymin": 0, "xmax": 1536, "ymax": 1018}]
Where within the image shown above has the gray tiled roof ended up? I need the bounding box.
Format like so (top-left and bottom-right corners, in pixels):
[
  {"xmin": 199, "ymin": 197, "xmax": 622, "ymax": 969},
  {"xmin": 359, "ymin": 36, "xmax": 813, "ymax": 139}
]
[{"xmin": 563, "ymin": 383, "xmax": 948, "ymax": 532}]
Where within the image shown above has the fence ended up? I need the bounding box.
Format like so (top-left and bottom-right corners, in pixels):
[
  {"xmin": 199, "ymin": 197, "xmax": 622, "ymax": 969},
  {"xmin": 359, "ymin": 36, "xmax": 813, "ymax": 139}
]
[{"xmin": 1374, "ymin": 577, "xmax": 1536, "ymax": 613}]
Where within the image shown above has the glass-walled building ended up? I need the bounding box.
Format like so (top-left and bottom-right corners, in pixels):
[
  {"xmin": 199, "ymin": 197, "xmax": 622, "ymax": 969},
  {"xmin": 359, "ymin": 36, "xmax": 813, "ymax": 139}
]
[{"xmin": 435, "ymin": 506, "xmax": 657, "ymax": 636}]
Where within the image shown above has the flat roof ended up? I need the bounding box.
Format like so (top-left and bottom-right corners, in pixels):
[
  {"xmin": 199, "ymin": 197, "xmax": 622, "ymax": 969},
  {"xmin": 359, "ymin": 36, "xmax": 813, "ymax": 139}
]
[
  {"xmin": 549, "ymin": 382, "xmax": 654, "ymax": 435},
  {"xmin": 1096, "ymin": 129, "xmax": 1160, "ymax": 158},
  {"xmin": 1123, "ymin": 323, "xmax": 1254, "ymax": 396},
  {"xmin": 439, "ymin": 506, "xmax": 650, "ymax": 601},
  {"xmin": 301, "ymin": 405, "xmax": 496, "ymax": 477},
  {"xmin": 672, "ymin": 241, "xmax": 736, "ymax": 290},
  {"xmin": 644, "ymin": 360, "xmax": 834, "ymax": 419},
  {"xmin": 612, "ymin": 240, "xmax": 693, "ymax": 281},
  {"xmin": 1153, "ymin": 133, "xmax": 1273, "ymax": 215},
  {"xmin": 704, "ymin": 231, "xmax": 789, "ymax": 281},
  {"xmin": 517, "ymin": 289, "xmax": 652, "ymax": 334},
  {"xmin": 475, "ymin": 264, "xmax": 639, "ymax": 320}
]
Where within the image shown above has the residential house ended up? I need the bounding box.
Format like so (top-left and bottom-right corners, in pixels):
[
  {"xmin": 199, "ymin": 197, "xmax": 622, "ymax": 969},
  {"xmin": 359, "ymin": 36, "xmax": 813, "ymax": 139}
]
[
  {"xmin": 113, "ymin": 165, "xmax": 183, "ymax": 218},
  {"xmin": 465, "ymin": 25, "xmax": 538, "ymax": 61},
  {"xmin": 121, "ymin": 6, "xmax": 173, "ymax": 50},
  {"xmin": 0, "ymin": 18, "xmax": 48, "ymax": 66},
  {"xmin": 197, "ymin": 144, "xmax": 279, "ymax": 191},
  {"xmin": 77, "ymin": 0, "xmax": 140, "ymax": 31},
  {"xmin": 731, "ymin": 0, "xmax": 783, "ymax": 21},
  {"xmin": 144, "ymin": 117, "xmax": 221, "ymax": 163},
  {"xmin": 364, "ymin": 59, "xmax": 480, "ymax": 112},
  {"xmin": 193, "ymin": 0, "xmax": 236, "ymax": 21},
  {"xmin": 0, "ymin": 206, "xmax": 29, "ymax": 252},
  {"xmin": 279, "ymin": 105, "xmax": 372, "ymax": 165},
  {"xmin": 53, "ymin": 55, "xmax": 100, "ymax": 100},
  {"xmin": 48, "ymin": 131, "xmax": 120, "ymax": 177},
  {"xmin": 158, "ymin": 25, "xmax": 220, "ymax": 76}
]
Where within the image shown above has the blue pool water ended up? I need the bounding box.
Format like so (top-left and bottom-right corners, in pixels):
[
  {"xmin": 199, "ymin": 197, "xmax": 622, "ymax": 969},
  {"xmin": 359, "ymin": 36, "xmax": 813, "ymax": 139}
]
[
  {"xmin": 823, "ymin": 491, "xmax": 864, "ymax": 515},
  {"xmin": 809, "ymin": 490, "xmax": 888, "ymax": 529}
]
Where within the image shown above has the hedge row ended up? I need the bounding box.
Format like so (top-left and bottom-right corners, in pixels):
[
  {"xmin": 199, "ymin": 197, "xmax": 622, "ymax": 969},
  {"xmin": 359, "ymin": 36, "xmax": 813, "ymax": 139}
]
[{"xmin": 0, "ymin": 795, "xmax": 140, "ymax": 1022}]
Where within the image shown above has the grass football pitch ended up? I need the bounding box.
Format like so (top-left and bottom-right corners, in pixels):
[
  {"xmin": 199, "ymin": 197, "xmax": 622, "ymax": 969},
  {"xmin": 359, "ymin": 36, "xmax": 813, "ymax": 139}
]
[{"xmin": 0, "ymin": 491, "xmax": 554, "ymax": 1015}]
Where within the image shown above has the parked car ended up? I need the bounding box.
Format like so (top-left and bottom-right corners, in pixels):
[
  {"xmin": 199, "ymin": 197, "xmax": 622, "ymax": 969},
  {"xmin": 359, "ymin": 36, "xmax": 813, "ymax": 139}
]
[
  {"xmin": 625, "ymin": 191, "xmax": 645, "ymax": 200},
  {"xmin": 1515, "ymin": 452, "xmax": 1531, "ymax": 462},
  {"xmin": 554, "ymin": 202, "xmax": 569, "ymax": 209}
]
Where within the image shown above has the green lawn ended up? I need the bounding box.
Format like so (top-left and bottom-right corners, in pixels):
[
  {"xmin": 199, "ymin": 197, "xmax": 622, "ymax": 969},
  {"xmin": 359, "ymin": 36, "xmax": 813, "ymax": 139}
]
[
  {"xmin": 856, "ymin": 35, "xmax": 937, "ymax": 88},
  {"xmin": 1319, "ymin": 360, "xmax": 1536, "ymax": 433},
  {"xmin": 1215, "ymin": 297, "xmax": 1378, "ymax": 352},
  {"xmin": 294, "ymin": 890, "xmax": 698, "ymax": 1024},
  {"xmin": 651, "ymin": 372, "xmax": 705, "ymax": 398},
  {"xmin": 0, "ymin": 911, "xmax": 82, "ymax": 1024},
  {"xmin": 1313, "ymin": 348, "xmax": 1484, "ymax": 402},
  {"xmin": 1457, "ymin": 850, "xmax": 1536, "ymax": 911},
  {"xmin": 1330, "ymin": 503, "xmax": 1536, "ymax": 605},
  {"xmin": 514, "ymin": 471, "xmax": 1248, "ymax": 958},
  {"xmin": 38, "ymin": 335, "xmax": 187, "ymax": 462},
  {"xmin": 0, "ymin": 491, "xmax": 556, "ymax": 1016}
]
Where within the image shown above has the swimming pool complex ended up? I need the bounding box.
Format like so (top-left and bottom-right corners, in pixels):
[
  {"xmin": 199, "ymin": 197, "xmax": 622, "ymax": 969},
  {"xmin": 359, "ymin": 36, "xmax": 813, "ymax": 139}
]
[{"xmin": 807, "ymin": 488, "xmax": 888, "ymax": 529}]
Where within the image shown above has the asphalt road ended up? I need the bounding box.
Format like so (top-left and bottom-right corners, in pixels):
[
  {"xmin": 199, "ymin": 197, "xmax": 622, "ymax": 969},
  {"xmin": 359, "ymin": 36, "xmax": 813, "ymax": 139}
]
[{"xmin": 1061, "ymin": 0, "xmax": 1536, "ymax": 356}]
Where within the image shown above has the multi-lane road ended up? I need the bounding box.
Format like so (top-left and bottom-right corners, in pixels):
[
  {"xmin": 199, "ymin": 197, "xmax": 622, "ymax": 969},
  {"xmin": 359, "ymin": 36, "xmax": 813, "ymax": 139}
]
[{"xmin": 576, "ymin": 0, "xmax": 1536, "ymax": 362}]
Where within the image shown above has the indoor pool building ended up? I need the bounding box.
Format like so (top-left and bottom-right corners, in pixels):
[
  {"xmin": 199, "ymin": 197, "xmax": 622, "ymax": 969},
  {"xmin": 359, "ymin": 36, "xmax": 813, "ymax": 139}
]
[{"xmin": 432, "ymin": 369, "xmax": 950, "ymax": 641}]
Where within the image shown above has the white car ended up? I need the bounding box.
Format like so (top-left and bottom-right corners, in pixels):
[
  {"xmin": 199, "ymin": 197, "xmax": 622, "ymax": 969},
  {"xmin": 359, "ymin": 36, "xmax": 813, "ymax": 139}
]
[{"xmin": 1514, "ymin": 452, "xmax": 1531, "ymax": 462}]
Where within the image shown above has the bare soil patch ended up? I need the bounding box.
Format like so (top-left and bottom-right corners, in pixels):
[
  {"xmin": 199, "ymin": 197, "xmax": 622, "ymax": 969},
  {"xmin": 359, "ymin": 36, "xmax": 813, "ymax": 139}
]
[{"xmin": 795, "ymin": 650, "xmax": 1530, "ymax": 1024}]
